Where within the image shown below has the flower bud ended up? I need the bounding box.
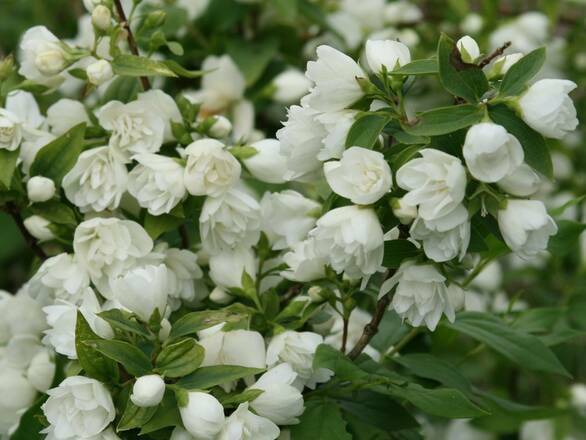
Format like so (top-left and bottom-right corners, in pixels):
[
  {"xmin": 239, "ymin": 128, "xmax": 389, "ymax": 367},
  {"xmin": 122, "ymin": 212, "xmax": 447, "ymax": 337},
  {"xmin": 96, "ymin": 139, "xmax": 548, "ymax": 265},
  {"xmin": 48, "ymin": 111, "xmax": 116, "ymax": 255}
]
[
  {"xmin": 86, "ymin": 59, "xmax": 113, "ymax": 86},
  {"xmin": 308, "ymin": 286, "xmax": 324, "ymax": 302},
  {"xmin": 23, "ymin": 215, "xmax": 55, "ymax": 242},
  {"xmin": 131, "ymin": 375, "xmax": 166, "ymax": 407},
  {"xmin": 27, "ymin": 176, "xmax": 56, "ymax": 202},
  {"xmin": 487, "ymin": 53, "xmax": 523, "ymax": 79},
  {"xmin": 179, "ymin": 391, "xmax": 225, "ymax": 439},
  {"xmin": 27, "ymin": 349, "xmax": 56, "ymax": 392},
  {"xmin": 391, "ymin": 197, "xmax": 417, "ymax": 224},
  {"xmin": 271, "ymin": 68, "xmax": 312, "ymax": 104},
  {"xmin": 365, "ymin": 39, "xmax": 411, "ymax": 73},
  {"xmin": 208, "ymin": 115, "xmax": 232, "ymax": 138},
  {"xmin": 92, "ymin": 5, "xmax": 112, "ymax": 31},
  {"xmin": 0, "ymin": 55, "xmax": 15, "ymax": 80},
  {"xmin": 158, "ymin": 318, "xmax": 171, "ymax": 341},
  {"xmin": 242, "ymin": 138, "xmax": 288, "ymax": 184},
  {"xmin": 456, "ymin": 35, "xmax": 480, "ymax": 63},
  {"xmin": 145, "ymin": 10, "xmax": 167, "ymax": 28},
  {"xmin": 209, "ymin": 286, "xmax": 233, "ymax": 304},
  {"xmin": 35, "ymin": 48, "xmax": 67, "ymax": 76}
]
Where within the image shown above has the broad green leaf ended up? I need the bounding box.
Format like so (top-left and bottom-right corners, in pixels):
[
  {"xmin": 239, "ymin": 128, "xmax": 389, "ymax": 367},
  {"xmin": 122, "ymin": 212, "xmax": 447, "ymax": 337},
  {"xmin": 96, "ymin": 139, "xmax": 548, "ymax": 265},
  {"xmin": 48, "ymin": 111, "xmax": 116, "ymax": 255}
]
[
  {"xmin": 290, "ymin": 398, "xmax": 352, "ymax": 440},
  {"xmin": 0, "ymin": 148, "xmax": 19, "ymax": 188},
  {"xmin": 220, "ymin": 389, "xmax": 264, "ymax": 407},
  {"xmin": 101, "ymin": 76, "xmax": 140, "ymax": 104},
  {"xmin": 156, "ymin": 338, "xmax": 204, "ymax": 377},
  {"xmin": 85, "ymin": 339, "xmax": 152, "ymax": 376},
  {"xmin": 437, "ymin": 33, "xmax": 489, "ymax": 103},
  {"xmin": 403, "ymin": 104, "xmax": 484, "ymax": 136},
  {"xmin": 272, "ymin": 0, "xmax": 298, "ymax": 22},
  {"xmin": 98, "ymin": 309, "xmax": 150, "ymax": 338},
  {"xmin": 512, "ymin": 307, "xmax": 584, "ymax": 346},
  {"xmin": 112, "ymin": 54, "xmax": 177, "ymax": 78},
  {"xmin": 387, "ymin": 143, "xmax": 425, "ymax": 173},
  {"xmin": 488, "ymin": 103, "xmax": 553, "ymax": 178},
  {"xmin": 139, "ymin": 391, "xmax": 181, "ymax": 435},
  {"xmin": 345, "ymin": 113, "xmax": 391, "ymax": 148},
  {"xmin": 144, "ymin": 212, "xmax": 184, "ymax": 240},
  {"xmin": 178, "ymin": 365, "xmax": 264, "ymax": 390},
  {"xmin": 383, "ymin": 240, "xmax": 420, "ymax": 269},
  {"xmin": 169, "ymin": 304, "xmax": 253, "ymax": 339},
  {"xmin": 391, "ymin": 58, "xmax": 438, "ymax": 76},
  {"xmin": 9, "ymin": 396, "xmax": 47, "ymax": 440},
  {"xmin": 30, "ymin": 123, "xmax": 86, "ymax": 185},
  {"xmin": 117, "ymin": 399, "xmax": 158, "ymax": 431},
  {"xmin": 75, "ymin": 311, "xmax": 119, "ymax": 383},
  {"xmin": 226, "ymin": 38, "xmax": 278, "ymax": 86},
  {"xmin": 444, "ymin": 312, "xmax": 570, "ymax": 377},
  {"xmin": 31, "ymin": 201, "xmax": 76, "ymax": 226},
  {"xmin": 499, "ymin": 48, "xmax": 546, "ymax": 96},
  {"xmin": 548, "ymin": 220, "xmax": 586, "ymax": 257}
]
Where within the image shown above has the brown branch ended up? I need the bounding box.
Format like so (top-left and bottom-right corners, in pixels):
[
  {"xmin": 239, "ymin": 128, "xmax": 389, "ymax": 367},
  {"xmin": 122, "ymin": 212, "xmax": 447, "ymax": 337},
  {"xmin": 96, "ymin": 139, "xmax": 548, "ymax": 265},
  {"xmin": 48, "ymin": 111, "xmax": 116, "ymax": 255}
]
[
  {"xmin": 341, "ymin": 316, "xmax": 349, "ymax": 353},
  {"xmin": 478, "ymin": 41, "xmax": 512, "ymax": 68},
  {"xmin": 179, "ymin": 224, "xmax": 190, "ymax": 249},
  {"xmin": 113, "ymin": 0, "xmax": 151, "ymax": 91},
  {"xmin": 5, "ymin": 203, "xmax": 47, "ymax": 260}
]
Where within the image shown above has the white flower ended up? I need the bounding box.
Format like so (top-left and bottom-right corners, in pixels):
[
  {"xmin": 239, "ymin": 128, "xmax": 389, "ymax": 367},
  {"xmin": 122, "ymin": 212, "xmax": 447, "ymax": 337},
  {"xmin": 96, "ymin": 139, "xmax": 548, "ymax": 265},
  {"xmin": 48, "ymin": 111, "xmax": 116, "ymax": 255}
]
[
  {"xmin": 209, "ymin": 246, "xmax": 257, "ymax": 289},
  {"xmin": 341, "ymin": 0, "xmax": 386, "ymax": 30},
  {"xmin": 112, "ymin": 264, "xmax": 169, "ymax": 322},
  {"xmin": 396, "ymin": 149, "xmax": 467, "ymax": 221},
  {"xmin": 498, "ymin": 199, "xmax": 557, "ymax": 259},
  {"xmin": 19, "ymin": 26, "xmax": 67, "ymax": 86},
  {"xmin": 86, "ymin": 60, "xmax": 113, "ymax": 85},
  {"xmin": 383, "ymin": 0, "xmax": 422, "ymax": 24},
  {"xmin": 463, "ymin": 122, "xmax": 524, "ymax": 183},
  {"xmin": 365, "ymin": 39, "xmax": 411, "ymax": 73},
  {"xmin": 380, "ymin": 261, "xmax": 464, "ymax": 331},
  {"xmin": 131, "ymin": 375, "xmax": 166, "ymax": 407},
  {"xmin": 497, "ymin": 163, "xmax": 541, "ymax": 196},
  {"xmin": 208, "ymin": 115, "xmax": 233, "ymax": 139},
  {"xmin": 199, "ymin": 188, "xmax": 261, "ymax": 253},
  {"xmin": 456, "ymin": 36, "xmax": 480, "ymax": 63},
  {"xmin": 73, "ymin": 218, "xmax": 153, "ymax": 296},
  {"xmin": 305, "ymin": 45, "xmax": 365, "ymax": 112},
  {"xmin": 27, "ymin": 349, "xmax": 56, "ymax": 392},
  {"xmin": 218, "ymin": 403, "xmax": 280, "ymax": 440},
  {"xmin": 26, "ymin": 175, "xmax": 56, "ymax": 202},
  {"xmin": 183, "ymin": 139, "xmax": 241, "ymax": 196},
  {"xmin": 0, "ymin": 292, "xmax": 46, "ymax": 341},
  {"xmin": 281, "ymin": 239, "xmax": 327, "ymax": 282},
  {"xmin": 42, "ymin": 376, "xmax": 115, "ymax": 439},
  {"xmin": 63, "ymin": 146, "xmax": 128, "ymax": 212},
  {"xmin": 91, "ymin": 5, "xmax": 112, "ymax": 31},
  {"xmin": 0, "ymin": 109, "xmax": 23, "ymax": 151},
  {"xmin": 179, "ymin": 392, "xmax": 225, "ymax": 440},
  {"xmin": 156, "ymin": 243, "xmax": 204, "ymax": 304},
  {"xmin": 410, "ymin": 205, "xmax": 471, "ymax": 262},
  {"xmin": 261, "ymin": 190, "xmax": 320, "ymax": 250},
  {"xmin": 316, "ymin": 110, "xmax": 357, "ymax": 161},
  {"xmin": 310, "ymin": 206, "xmax": 384, "ymax": 279},
  {"xmin": 171, "ymin": 427, "xmax": 196, "ymax": 440},
  {"xmin": 461, "ymin": 13, "xmax": 484, "ymax": 34},
  {"xmin": 23, "ymin": 215, "xmax": 55, "ymax": 242},
  {"xmin": 518, "ymin": 79, "xmax": 578, "ymax": 139},
  {"xmin": 128, "ymin": 153, "xmax": 186, "ymax": 215},
  {"xmin": 487, "ymin": 53, "xmax": 523, "ymax": 79},
  {"xmin": 242, "ymin": 138, "xmax": 288, "ymax": 184},
  {"xmin": 137, "ymin": 90, "xmax": 182, "ymax": 143},
  {"xmin": 0, "ymin": 368, "xmax": 37, "ymax": 436},
  {"xmin": 42, "ymin": 288, "xmax": 112, "ymax": 359},
  {"xmin": 391, "ymin": 197, "xmax": 417, "ymax": 224},
  {"xmin": 266, "ymin": 331, "xmax": 332, "ymax": 389},
  {"xmin": 199, "ymin": 329, "xmax": 266, "ymax": 369},
  {"xmin": 248, "ymin": 363, "xmax": 304, "ymax": 425},
  {"xmin": 571, "ymin": 384, "xmax": 586, "ymax": 415},
  {"xmin": 82, "ymin": 0, "xmax": 102, "ymax": 11},
  {"xmin": 97, "ymin": 100, "xmax": 165, "ymax": 160},
  {"xmin": 46, "ymin": 99, "xmax": 91, "ymax": 135},
  {"xmin": 271, "ymin": 68, "xmax": 312, "ymax": 104},
  {"xmin": 198, "ymin": 55, "xmax": 246, "ymax": 113},
  {"xmin": 324, "ymin": 146, "xmax": 392, "ymax": 204},
  {"xmin": 28, "ymin": 253, "xmax": 90, "ymax": 305}
]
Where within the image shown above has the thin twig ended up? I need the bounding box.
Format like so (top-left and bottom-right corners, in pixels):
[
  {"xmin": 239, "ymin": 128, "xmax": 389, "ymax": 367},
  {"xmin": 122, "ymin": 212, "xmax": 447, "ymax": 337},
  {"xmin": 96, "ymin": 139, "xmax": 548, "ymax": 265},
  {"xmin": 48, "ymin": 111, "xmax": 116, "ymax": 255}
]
[
  {"xmin": 113, "ymin": 0, "xmax": 151, "ymax": 91},
  {"xmin": 5, "ymin": 203, "xmax": 47, "ymax": 260},
  {"xmin": 478, "ymin": 41, "xmax": 512, "ymax": 68},
  {"xmin": 178, "ymin": 224, "xmax": 190, "ymax": 249},
  {"xmin": 341, "ymin": 317, "xmax": 349, "ymax": 353},
  {"xmin": 386, "ymin": 327, "xmax": 420, "ymax": 357}
]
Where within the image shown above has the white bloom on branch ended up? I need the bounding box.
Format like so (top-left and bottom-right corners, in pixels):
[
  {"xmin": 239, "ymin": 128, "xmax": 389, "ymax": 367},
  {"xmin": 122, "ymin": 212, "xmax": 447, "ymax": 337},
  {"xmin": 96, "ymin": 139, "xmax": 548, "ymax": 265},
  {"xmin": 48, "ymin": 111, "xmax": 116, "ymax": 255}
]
[
  {"xmin": 63, "ymin": 146, "xmax": 128, "ymax": 212},
  {"xmin": 137, "ymin": 90, "xmax": 183, "ymax": 143},
  {"xmin": 497, "ymin": 163, "xmax": 541, "ymax": 197},
  {"xmin": 128, "ymin": 153, "xmax": 186, "ymax": 215},
  {"xmin": 156, "ymin": 243, "xmax": 204, "ymax": 305},
  {"xmin": 27, "ymin": 176, "xmax": 56, "ymax": 202},
  {"xmin": 209, "ymin": 246, "xmax": 257, "ymax": 290},
  {"xmin": 131, "ymin": 375, "xmax": 166, "ymax": 408},
  {"xmin": 197, "ymin": 55, "xmax": 246, "ymax": 113},
  {"xmin": 200, "ymin": 329, "xmax": 266, "ymax": 371},
  {"xmin": 365, "ymin": 39, "xmax": 411, "ymax": 73},
  {"xmin": 0, "ymin": 368, "xmax": 37, "ymax": 436},
  {"xmin": 242, "ymin": 138, "xmax": 288, "ymax": 184},
  {"xmin": 180, "ymin": 391, "xmax": 226, "ymax": 440},
  {"xmin": 271, "ymin": 68, "xmax": 312, "ymax": 104},
  {"xmin": 23, "ymin": 215, "xmax": 55, "ymax": 242},
  {"xmin": 456, "ymin": 35, "xmax": 480, "ymax": 63},
  {"xmin": 19, "ymin": 26, "xmax": 68, "ymax": 86},
  {"xmin": 46, "ymin": 99, "xmax": 91, "ymax": 135},
  {"xmin": 218, "ymin": 403, "xmax": 280, "ymax": 440},
  {"xmin": 0, "ymin": 109, "xmax": 23, "ymax": 151},
  {"xmin": 281, "ymin": 239, "xmax": 327, "ymax": 282},
  {"xmin": 86, "ymin": 59, "xmax": 113, "ymax": 86}
]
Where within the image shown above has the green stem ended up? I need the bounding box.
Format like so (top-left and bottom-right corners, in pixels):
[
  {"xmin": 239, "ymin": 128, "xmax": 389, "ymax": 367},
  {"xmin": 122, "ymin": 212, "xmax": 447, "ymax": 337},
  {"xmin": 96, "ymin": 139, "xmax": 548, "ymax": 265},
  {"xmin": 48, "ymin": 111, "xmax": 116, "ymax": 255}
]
[{"xmin": 386, "ymin": 327, "xmax": 420, "ymax": 357}]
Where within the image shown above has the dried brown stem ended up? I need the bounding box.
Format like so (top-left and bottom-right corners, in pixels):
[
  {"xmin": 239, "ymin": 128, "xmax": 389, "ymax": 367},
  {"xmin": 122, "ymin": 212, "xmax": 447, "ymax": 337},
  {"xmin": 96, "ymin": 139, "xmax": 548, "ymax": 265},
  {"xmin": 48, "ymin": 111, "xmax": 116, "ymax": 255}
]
[{"xmin": 478, "ymin": 41, "xmax": 512, "ymax": 68}]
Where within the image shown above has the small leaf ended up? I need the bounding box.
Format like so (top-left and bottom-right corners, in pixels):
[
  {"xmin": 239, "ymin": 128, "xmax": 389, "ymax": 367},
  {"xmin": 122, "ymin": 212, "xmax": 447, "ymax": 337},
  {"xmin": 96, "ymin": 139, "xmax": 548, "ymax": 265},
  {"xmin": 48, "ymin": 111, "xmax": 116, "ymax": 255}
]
[
  {"xmin": 345, "ymin": 113, "xmax": 391, "ymax": 148},
  {"xmin": 382, "ymin": 240, "xmax": 420, "ymax": 269},
  {"xmin": 75, "ymin": 312, "xmax": 119, "ymax": 383},
  {"xmin": 85, "ymin": 339, "xmax": 152, "ymax": 376},
  {"xmin": 548, "ymin": 220, "xmax": 586, "ymax": 257},
  {"xmin": 163, "ymin": 60, "xmax": 205, "ymax": 78},
  {"xmin": 144, "ymin": 212, "xmax": 184, "ymax": 240},
  {"xmin": 169, "ymin": 304, "xmax": 253, "ymax": 339},
  {"xmin": 226, "ymin": 38, "xmax": 278, "ymax": 86},
  {"xmin": 220, "ymin": 389, "xmax": 264, "ymax": 407},
  {"xmin": 499, "ymin": 47, "xmax": 546, "ymax": 96},
  {"xmin": 290, "ymin": 398, "xmax": 353, "ymax": 440},
  {"xmin": 31, "ymin": 201, "xmax": 76, "ymax": 226},
  {"xmin": 97, "ymin": 309, "xmax": 150, "ymax": 338},
  {"xmin": 101, "ymin": 76, "xmax": 140, "ymax": 104},
  {"xmin": 156, "ymin": 338, "xmax": 204, "ymax": 378},
  {"xmin": 178, "ymin": 365, "xmax": 264, "ymax": 390},
  {"xmin": 112, "ymin": 54, "xmax": 178, "ymax": 78},
  {"xmin": 139, "ymin": 391, "xmax": 181, "ymax": 435},
  {"xmin": 403, "ymin": 104, "xmax": 484, "ymax": 136},
  {"xmin": 30, "ymin": 123, "xmax": 86, "ymax": 185},
  {"xmin": 117, "ymin": 399, "xmax": 158, "ymax": 431},
  {"xmin": 391, "ymin": 58, "xmax": 438, "ymax": 76},
  {"xmin": 0, "ymin": 149, "xmax": 19, "ymax": 188}
]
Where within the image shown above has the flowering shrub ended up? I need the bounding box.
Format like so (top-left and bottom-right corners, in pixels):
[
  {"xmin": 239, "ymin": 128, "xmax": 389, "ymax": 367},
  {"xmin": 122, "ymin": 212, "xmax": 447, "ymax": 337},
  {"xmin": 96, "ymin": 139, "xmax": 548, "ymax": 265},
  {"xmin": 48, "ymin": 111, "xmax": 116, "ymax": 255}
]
[{"xmin": 0, "ymin": 1, "xmax": 585, "ymax": 439}]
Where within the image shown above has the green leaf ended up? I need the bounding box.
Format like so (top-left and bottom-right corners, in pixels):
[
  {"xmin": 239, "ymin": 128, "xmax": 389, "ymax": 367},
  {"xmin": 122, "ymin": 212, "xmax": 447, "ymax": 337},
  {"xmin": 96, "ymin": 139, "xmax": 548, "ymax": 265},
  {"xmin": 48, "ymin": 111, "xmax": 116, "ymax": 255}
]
[
  {"xmin": 117, "ymin": 399, "xmax": 158, "ymax": 431},
  {"xmin": 144, "ymin": 212, "xmax": 184, "ymax": 240},
  {"xmin": 0, "ymin": 148, "xmax": 19, "ymax": 188},
  {"xmin": 75, "ymin": 311, "xmax": 119, "ymax": 383},
  {"xmin": 548, "ymin": 220, "xmax": 586, "ymax": 257},
  {"xmin": 227, "ymin": 38, "xmax": 278, "ymax": 86},
  {"xmin": 139, "ymin": 390, "xmax": 181, "ymax": 435},
  {"xmin": 444, "ymin": 311, "xmax": 570, "ymax": 377},
  {"xmin": 220, "ymin": 389, "xmax": 264, "ymax": 407},
  {"xmin": 177, "ymin": 365, "xmax": 264, "ymax": 390},
  {"xmin": 30, "ymin": 123, "xmax": 86, "ymax": 185},
  {"xmin": 156, "ymin": 338, "xmax": 204, "ymax": 378},
  {"xmin": 382, "ymin": 240, "xmax": 420, "ymax": 269},
  {"xmin": 9, "ymin": 396, "xmax": 47, "ymax": 440},
  {"xmin": 163, "ymin": 60, "xmax": 205, "ymax": 78},
  {"xmin": 97, "ymin": 309, "xmax": 150, "ymax": 338},
  {"xmin": 437, "ymin": 33, "xmax": 488, "ymax": 103},
  {"xmin": 488, "ymin": 103, "xmax": 553, "ymax": 178},
  {"xmin": 31, "ymin": 201, "xmax": 76, "ymax": 226},
  {"xmin": 101, "ymin": 76, "xmax": 140, "ymax": 104},
  {"xmin": 391, "ymin": 59, "xmax": 438, "ymax": 76},
  {"xmin": 512, "ymin": 307, "xmax": 584, "ymax": 346},
  {"xmin": 550, "ymin": 195, "xmax": 586, "ymax": 217},
  {"xmin": 272, "ymin": 0, "xmax": 298, "ymax": 22},
  {"xmin": 403, "ymin": 104, "xmax": 484, "ymax": 136},
  {"xmin": 112, "ymin": 54, "xmax": 177, "ymax": 78},
  {"xmin": 345, "ymin": 113, "xmax": 391, "ymax": 148},
  {"xmin": 85, "ymin": 339, "xmax": 152, "ymax": 376},
  {"xmin": 290, "ymin": 398, "xmax": 353, "ymax": 440},
  {"xmin": 169, "ymin": 305, "xmax": 253, "ymax": 339},
  {"xmin": 499, "ymin": 48, "xmax": 546, "ymax": 96},
  {"xmin": 387, "ymin": 144, "xmax": 425, "ymax": 173}
]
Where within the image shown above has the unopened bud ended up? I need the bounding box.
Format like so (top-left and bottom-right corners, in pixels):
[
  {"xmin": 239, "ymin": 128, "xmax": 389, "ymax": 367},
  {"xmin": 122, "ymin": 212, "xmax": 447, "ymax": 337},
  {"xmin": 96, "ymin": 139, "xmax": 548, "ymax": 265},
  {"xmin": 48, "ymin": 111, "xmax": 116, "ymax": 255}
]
[
  {"xmin": 35, "ymin": 49, "xmax": 66, "ymax": 76},
  {"xmin": 23, "ymin": 215, "xmax": 54, "ymax": 242},
  {"xmin": 487, "ymin": 53, "xmax": 523, "ymax": 79},
  {"xmin": 131, "ymin": 375, "xmax": 166, "ymax": 407},
  {"xmin": 308, "ymin": 286, "xmax": 324, "ymax": 302},
  {"xmin": 208, "ymin": 115, "xmax": 232, "ymax": 138},
  {"xmin": 391, "ymin": 197, "xmax": 417, "ymax": 224},
  {"xmin": 456, "ymin": 35, "xmax": 480, "ymax": 64},
  {"xmin": 86, "ymin": 60, "xmax": 113, "ymax": 85},
  {"xmin": 92, "ymin": 5, "xmax": 112, "ymax": 31},
  {"xmin": 27, "ymin": 176, "xmax": 56, "ymax": 203},
  {"xmin": 145, "ymin": 10, "xmax": 167, "ymax": 28},
  {"xmin": 0, "ymin": 55, "xmax": 15, "ymax": 80}
]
